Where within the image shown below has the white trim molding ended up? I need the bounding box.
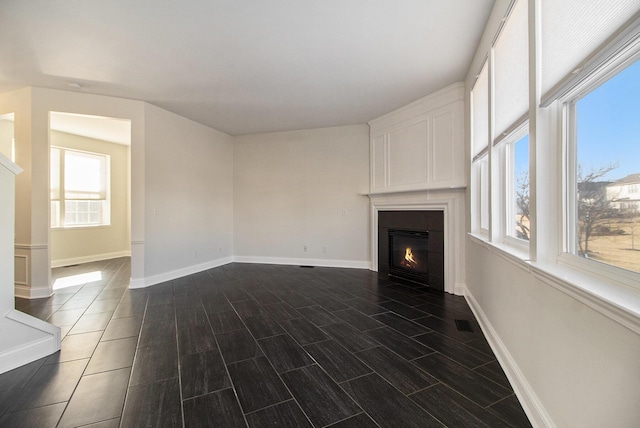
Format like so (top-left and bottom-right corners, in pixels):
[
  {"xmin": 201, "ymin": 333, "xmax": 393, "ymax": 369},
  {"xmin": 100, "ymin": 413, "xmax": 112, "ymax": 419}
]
[
  {"xmin": 233, "ymin": 256, "xmax": 371, "ymax": 270},
  {"xmin": 368, "ymin": 188, "xmax": 466, "ymax": 295},
  {"xmin": 129, "ymin": 256, "xmax": 234, "ymax": 289},
  {"xmin": 14, "ymin": 285, "xmax": 54, "ymax": 300},
  {"xmin": 51, "ymin": 250, "xmax": 131, "ymax": 268},
  {"xmin": 14, "ymin": 244, "xmax": 48, "ymax": 251},
  {"xmin": 13, "ymin": 243, "xmax": 52, "ymax": 299},
  {"xmin": 129, "ymin": 256, "xmax": 372, "ymax": 289}
]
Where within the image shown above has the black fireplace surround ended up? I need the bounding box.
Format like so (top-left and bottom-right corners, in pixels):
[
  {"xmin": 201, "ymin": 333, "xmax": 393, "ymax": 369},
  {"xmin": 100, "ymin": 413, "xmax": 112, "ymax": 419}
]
[{"xmin": 378, "ymin": 211, "xmax": 444, "ymax": 290}]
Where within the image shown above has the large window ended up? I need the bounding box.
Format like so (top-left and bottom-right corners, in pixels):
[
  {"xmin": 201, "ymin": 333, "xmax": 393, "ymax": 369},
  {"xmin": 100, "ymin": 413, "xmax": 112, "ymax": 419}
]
[
  {"xmin": 565, "ymin": 56, "xmax": 640, "ymax": 275},
  {"xmin": 468, "ymin": 0, "xmax": 640, "ymax": 329},
  {"xmin": 51, "ymin": 147, "xmax": 111, "ymax": 228},
  {"xmin": 470, "ymin": 0, "xmax": 529, "ymax": 247}
]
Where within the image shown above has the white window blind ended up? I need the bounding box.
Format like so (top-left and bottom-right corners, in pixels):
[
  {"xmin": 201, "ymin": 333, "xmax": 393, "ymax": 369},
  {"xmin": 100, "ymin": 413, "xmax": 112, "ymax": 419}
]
[
  {"xmin": 541, "ymin": 0, "xmax": 640, "ymax": 103},
  {"xmin": 64, "ymin": 150, "xmax": 108, "ymax": 200},
  {"xmin": 494, "ymin": 0, "xmax": 529, "ymax": 140},
  {"xmin": 472, "ymin": 61, "xmax": 489, "ymax": 159}
]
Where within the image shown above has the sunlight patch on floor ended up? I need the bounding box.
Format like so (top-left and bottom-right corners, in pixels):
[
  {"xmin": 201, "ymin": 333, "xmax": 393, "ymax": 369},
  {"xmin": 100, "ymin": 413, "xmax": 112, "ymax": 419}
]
[{"xmin": 53, "ymin": 271, "xmax": 102, "ymax": 290}]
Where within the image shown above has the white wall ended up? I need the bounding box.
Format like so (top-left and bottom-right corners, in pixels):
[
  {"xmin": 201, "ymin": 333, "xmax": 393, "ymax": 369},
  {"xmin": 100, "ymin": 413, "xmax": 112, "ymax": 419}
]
[
  {"xmin": 50, "ymin": 131, "xmax": 130, "ymax": 266},
  {"xmin": 142, "ymin": 103, "xmax": 234, "ymax": 282},
  {"xmin": 466, "ymin": 243, "xmax": 640, "ymax": 427},
  {"xmin": 1, "ymin": 87, "xmax": 236, "ymax": 291},
  {"xmin": 234, "ymin": 125, "xmax": 370, "ymax": 268}
]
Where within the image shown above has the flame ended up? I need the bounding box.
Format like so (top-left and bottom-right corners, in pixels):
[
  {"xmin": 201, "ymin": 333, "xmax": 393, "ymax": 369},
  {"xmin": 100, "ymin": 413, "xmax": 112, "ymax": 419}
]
[{"xmin": 400, "ymin": 247, "xmax": 418, "ymax": 268}]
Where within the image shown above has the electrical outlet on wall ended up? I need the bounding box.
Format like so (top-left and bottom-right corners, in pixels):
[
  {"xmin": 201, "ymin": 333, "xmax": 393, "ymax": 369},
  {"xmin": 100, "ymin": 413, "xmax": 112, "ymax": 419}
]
[
  {"xmin": 303, "ymin": 245, "xmax": 307, "ymax": 252},
  {"xmin": 323, "ymin": 246, "xmax": 327, "ymax": 253}
]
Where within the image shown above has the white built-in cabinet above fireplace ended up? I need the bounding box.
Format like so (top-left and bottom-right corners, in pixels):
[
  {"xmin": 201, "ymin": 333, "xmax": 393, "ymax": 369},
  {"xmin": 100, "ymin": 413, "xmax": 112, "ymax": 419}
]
[{"xmin": 368, "ymin": 83, "xmax": 465, "ymax": 194}]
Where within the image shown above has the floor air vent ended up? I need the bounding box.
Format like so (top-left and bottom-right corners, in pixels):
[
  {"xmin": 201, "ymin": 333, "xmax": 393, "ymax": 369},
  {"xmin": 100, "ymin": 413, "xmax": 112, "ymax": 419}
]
[
  {"xmin": 454, "ymin": 319, "xmax": 473, "ymax": 332},
  {"xmin": 300, "ymin": 265, "xmax": 315, "ymax": 268}
]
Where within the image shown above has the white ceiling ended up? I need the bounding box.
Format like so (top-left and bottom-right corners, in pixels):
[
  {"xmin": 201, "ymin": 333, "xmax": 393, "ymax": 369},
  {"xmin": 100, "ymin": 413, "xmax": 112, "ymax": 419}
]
[{"xmin": 0, "ymin": 0, "xmax": 494, "ymax": 136}]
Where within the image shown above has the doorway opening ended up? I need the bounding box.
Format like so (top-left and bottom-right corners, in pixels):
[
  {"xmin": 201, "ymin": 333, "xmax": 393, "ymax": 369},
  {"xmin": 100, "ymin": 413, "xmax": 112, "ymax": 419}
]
[{"xmin": 48, "ymin": 112, "xmax": 131, "ymax": 284}]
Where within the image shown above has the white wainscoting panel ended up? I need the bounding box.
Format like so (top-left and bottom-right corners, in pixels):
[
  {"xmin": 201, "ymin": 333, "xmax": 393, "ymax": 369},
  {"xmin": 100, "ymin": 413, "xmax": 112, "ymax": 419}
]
[
  {"xmin": 369, "ymin": 83, "xmax": 464, "ymax": 194},
  {"xmin": 372, "ymin": 134, "xmax": 386, "ymax": 190},
  {"xmin": 430, "ymin": 105, "xmax": 463, "ymax": 186},
  {"xmin": 388, "ymin": 120, "xmax": 429, "ymax": 187},
  {"xmin": 14, "ymin": 254, "xmax": 28, "ymax": 285}
]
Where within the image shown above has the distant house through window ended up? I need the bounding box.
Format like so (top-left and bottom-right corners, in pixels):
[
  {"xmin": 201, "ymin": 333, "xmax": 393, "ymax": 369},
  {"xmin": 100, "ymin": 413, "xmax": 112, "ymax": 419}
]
[
  {"xmin": 567, "ymin": 57, "xmax": 640, "ymax": 273},
  {"xmin": 51, "ymin": 146, "xmax": 111, "ymax": 228}
]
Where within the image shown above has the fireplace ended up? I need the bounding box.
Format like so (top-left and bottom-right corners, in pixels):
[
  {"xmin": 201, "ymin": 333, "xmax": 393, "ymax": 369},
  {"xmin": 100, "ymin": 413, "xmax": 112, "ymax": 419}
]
[
  {"xmin": 377, "ymin": 210, "xmax": 444, "ymax": 290},
  {"xmin": 388, "ymin": 229, "xmax": 429, "ymax": 285}
]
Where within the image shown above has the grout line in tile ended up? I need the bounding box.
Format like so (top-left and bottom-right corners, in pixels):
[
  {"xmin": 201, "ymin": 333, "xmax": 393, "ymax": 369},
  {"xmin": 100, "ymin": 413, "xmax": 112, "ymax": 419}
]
[{"xmin": 202, "ymin": 292, "xmax": 251, "ymax": 428}]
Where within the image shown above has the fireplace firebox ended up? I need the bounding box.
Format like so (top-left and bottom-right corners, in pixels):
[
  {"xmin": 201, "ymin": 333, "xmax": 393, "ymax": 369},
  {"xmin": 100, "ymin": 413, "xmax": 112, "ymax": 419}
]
[
  {"xmin": 388, "ymin": 229, "xmax": 429, "ymax": 285},
  {"xmin": 378, "ymin": 211, "xmax": 444, "ymax": 290}
]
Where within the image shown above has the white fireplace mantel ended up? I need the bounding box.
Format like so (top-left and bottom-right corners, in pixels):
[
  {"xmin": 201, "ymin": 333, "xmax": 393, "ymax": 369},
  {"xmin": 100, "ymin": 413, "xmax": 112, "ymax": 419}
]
[
  {"xmin": 368, "ymin": 187, "xmax": 466, "ymax": 295},
  {"xmin": 366, "ymin": 83, "xmax": 467, "ymax": 295}
]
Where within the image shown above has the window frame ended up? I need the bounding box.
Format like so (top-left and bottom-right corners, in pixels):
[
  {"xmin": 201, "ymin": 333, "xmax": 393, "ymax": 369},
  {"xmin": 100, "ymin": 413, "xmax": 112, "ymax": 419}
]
[
  {"xmin": 50, "ymin": 145, "xmax": 111, "ymax": 229},
  {"xmin": 467, "ymin": 0, "xmax": 640, "ymax": 335},
  {"xmin": 471, "ymin": 152, "xmax": 490, "ymax": 237},
  {"xmin": 470, "ymin": 58, "xmax": 491, "ymax": 238},
  {"xmin": 502, "ymin": 123, "xmax": 530, "ymax": 250},
  {"xmin": 558, "ymin": 49, "xmax": 640, "ymax": 289}
]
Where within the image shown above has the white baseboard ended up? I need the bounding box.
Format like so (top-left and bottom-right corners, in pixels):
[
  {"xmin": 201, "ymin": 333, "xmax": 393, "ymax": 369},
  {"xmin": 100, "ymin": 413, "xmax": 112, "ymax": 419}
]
[
  {"xmin": 453, "ymin": 281, "xmax": 466, "ymax": 296},
  {"xmin": 14, "ymin": 284, "xmax": 54, "ymax": 299},
  {"xmin": 0, "ymin": 310, "xmax": 61, "ymax": 374},
  {"xmin": 129, "ymin": 256, "xmax": 372, "ymax": 289},
  {"xmin": 129, "ymin": 256, "xmax": 234, "ymax": 289},
  {"xmin": 463, "ymin": 288, "xmax": 554, "ymax": 428},
  {"xmin": 233, "ymin": 255, "xmax": 372, "ymax": 270},
  {"xmin": 51, "ymin": 250, "xmax": 131, "ymax": 268}
]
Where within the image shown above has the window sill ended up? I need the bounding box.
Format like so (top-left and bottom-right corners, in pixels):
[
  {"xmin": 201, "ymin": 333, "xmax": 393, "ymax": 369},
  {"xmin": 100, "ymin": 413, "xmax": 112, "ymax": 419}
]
[
  {"xmin": 468, "ymin": 233, "xmax": 640, "ymax": 334},
  {"xmin": 51, "ymin": 225, "xmax": 111, "ymax": 231},
  {"xmin": 529, "ymin": 261, "xmax": 640, "ymax": 335},
  {"xmin": 468, "ymin": 233, "xmax": 531, "ymax": 272}
]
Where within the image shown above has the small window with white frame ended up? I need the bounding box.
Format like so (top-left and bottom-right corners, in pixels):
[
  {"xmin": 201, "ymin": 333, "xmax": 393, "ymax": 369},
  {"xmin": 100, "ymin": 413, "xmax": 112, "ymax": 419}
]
[
  {"xmin": 471, "ymin": 60, "xmax": 490, "ymax": 236},
  {"xmin": 51, "ymin": 146, "xmax": 111, "ymax": 228},
  {"xmin": 505, "ymin": 126, "xmax": 530, "ymax": 243},
  {"xmin": 479, "ymin": 154, "xmax": 490, "ymax": 232},
  {"xmin": 470, "ymin": 152, "xmax": 490, "ymax": 235},
  {"xmin": 563, "ymin": 54, "xmax": 640, "ymax": 278}
]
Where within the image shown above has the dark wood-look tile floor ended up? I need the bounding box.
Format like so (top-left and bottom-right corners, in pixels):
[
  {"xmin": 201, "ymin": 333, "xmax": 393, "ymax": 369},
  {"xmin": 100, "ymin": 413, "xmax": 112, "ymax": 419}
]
[{"xmin": 3, "ymin": 258, "xmax": 532, "ymax": 427}]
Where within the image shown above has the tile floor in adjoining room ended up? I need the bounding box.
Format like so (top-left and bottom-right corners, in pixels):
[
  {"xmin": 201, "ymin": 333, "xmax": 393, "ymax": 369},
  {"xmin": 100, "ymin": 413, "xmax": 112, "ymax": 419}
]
[{"xmin": 3, "ymin": 257, "xmax": 532, "ymax": 427}]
